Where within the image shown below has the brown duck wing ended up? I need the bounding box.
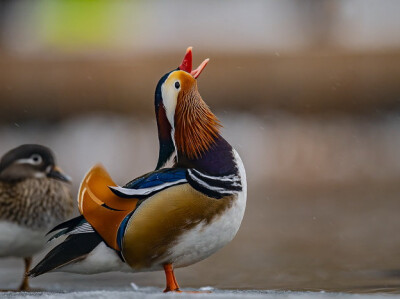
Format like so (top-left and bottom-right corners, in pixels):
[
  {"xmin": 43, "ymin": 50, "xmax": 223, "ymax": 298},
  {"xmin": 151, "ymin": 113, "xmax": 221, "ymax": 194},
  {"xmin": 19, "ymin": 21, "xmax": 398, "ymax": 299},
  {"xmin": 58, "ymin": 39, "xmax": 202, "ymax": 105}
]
[{"xmin": 78, "ymin": 164, "xmax": 138, "ymax": 251}]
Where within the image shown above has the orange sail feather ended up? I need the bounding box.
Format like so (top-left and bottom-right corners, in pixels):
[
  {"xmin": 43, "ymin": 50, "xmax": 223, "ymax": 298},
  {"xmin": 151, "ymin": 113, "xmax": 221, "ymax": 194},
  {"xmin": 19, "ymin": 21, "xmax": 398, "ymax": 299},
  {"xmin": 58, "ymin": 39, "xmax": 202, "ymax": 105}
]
[{"xmin": 78, "ymin": 164, "xmax": 138, "ymax": 250}]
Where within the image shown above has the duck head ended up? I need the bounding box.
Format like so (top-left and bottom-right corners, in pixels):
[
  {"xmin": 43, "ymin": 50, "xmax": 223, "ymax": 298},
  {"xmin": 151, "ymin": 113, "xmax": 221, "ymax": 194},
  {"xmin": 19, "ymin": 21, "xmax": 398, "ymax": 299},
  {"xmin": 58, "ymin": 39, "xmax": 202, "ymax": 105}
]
[
  {"xmin": 155, "ymin": 47, "xmax": 221, "ymax": 170},
  {"xmin": 0, "ymin": 144, "xmax": 71, "ymax": 183}
]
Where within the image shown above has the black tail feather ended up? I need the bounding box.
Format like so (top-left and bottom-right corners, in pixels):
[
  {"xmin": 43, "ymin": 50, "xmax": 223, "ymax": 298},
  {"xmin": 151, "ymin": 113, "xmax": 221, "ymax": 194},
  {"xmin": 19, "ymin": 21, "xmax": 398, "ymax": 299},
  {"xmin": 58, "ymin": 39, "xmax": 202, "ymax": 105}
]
[
  {"xmin": 46, "ymin": 215, "xmax": 85, "ymax": 236},
  {"xmin": 28, "ymin": 232, "xmax": 102, "ymax": 277}
]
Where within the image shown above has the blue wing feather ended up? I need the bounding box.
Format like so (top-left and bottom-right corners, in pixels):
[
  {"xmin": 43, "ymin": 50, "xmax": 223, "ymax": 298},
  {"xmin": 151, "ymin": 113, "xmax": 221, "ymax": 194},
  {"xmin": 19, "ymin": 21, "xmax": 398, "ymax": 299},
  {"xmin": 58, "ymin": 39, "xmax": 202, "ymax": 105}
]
[{"xmin": 123, "ymin": 168, "xmax": 187, "ymax": 189}]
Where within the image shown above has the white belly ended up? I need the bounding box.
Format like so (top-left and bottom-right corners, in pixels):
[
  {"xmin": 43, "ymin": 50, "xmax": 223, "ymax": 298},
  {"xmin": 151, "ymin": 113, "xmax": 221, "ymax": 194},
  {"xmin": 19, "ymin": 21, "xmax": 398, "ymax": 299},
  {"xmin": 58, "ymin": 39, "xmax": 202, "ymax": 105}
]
[
  {"xmin": 167, "ymin": 150, "xmax": 247, "ymax": 268},
  {"xmin": 0, "ymin": 221, "xmax": 47, "ymax": 258},
  {"xmin": 60, "ymin": 241, "xmax": 133, "ymax": 274}
]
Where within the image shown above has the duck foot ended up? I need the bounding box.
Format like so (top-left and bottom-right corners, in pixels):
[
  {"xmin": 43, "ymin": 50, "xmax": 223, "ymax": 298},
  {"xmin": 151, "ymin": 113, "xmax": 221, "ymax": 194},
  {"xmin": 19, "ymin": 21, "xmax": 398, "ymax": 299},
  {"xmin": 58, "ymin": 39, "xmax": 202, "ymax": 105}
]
[
  {"xmin": 19, "ymin": 257, "xmax": 32, "ymax": 291},
  {"xmin": 162, "ymin": 264, "xmax": 212, "ymax": 293},
  {"xmin": 12, "ymin": 257, "xmax": 43, "ymax": 292},
  {"xmin": 163, "ymin": 264, "xmax": 180, "ymax": 293}
]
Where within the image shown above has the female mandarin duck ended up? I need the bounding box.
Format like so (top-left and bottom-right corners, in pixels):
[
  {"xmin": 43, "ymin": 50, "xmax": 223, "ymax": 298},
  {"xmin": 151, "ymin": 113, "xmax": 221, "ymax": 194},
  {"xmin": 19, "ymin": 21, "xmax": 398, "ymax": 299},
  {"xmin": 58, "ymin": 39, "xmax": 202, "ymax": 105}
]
[
  {"xmin": 29, "ymin": 47, "xmax": 247, "ymax": 292},
  {"xmin": 0, "ymin": 144, "xmax": 73, "ymax": 291}
]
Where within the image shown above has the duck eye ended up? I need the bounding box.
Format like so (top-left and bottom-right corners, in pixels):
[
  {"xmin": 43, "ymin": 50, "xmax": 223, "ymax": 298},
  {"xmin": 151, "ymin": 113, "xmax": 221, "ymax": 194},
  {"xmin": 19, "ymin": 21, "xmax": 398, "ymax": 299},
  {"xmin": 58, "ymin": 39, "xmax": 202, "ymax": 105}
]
[
  {"xmin": 174, "ymin": 81, "xmax": 180, "ymax": 89},
  {"xmin": 30, "ymin": 154, "xmax": 42, "ymax": 165}
]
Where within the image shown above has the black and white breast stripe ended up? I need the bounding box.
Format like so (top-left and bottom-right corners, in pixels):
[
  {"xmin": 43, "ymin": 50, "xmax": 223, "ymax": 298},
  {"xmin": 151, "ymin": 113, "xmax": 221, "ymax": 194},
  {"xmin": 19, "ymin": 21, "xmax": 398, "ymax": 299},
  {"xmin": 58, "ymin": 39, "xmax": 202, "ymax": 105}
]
[
  {"xmin": 108, "ymin": 169, "xmax": 242, "ymax": 200},
  {"xmin": 186, "ymin": 169, "xmax": 242, "ymax": 199},
  {"xmin": 109, "ymin": 179, "xmax": 187, "ymax": 199}
]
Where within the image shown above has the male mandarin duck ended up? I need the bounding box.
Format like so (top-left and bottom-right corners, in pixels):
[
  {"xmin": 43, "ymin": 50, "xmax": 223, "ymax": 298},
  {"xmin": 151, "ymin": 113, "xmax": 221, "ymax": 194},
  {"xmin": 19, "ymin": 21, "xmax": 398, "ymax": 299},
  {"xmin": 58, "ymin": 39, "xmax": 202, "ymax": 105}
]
[
  {"xmin": 29, "ymin": 47, "xmax": 247, "ymax": 292},
  {"xmin": 0, "ymin": 144, "xmax": 73, "ymax": 291}
]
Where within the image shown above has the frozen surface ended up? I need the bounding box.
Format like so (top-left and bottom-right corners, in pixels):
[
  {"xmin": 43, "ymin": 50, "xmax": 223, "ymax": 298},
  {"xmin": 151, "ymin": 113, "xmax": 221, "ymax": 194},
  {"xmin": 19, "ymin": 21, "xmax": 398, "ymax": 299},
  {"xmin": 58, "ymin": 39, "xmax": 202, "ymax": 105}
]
[{"xmin": 2, "ymin": 289, "xmax": 400, "ymax": 299}]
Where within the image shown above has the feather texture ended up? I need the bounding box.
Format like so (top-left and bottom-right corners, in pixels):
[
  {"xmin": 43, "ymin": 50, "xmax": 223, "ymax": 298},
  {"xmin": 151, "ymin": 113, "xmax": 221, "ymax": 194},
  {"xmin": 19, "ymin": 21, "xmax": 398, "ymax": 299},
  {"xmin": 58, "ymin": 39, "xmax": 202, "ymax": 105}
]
[
  {"xmin": 47, "ymin": 216, "xmax": 95, "ymax": 242},
  {"xmin": 110, "ymin": 168, "xmax": 187, "ymax": 199},
  {"xmin": 28, "ymin": 233, "xmax": 102, "ymax": 277},
  {"xmin": 0, "ymin": 178, "xmax": 73, "ymax": 230},
  {"xmin": 175, "ymin": 77, "xmax": 221, "ymax": 159}
]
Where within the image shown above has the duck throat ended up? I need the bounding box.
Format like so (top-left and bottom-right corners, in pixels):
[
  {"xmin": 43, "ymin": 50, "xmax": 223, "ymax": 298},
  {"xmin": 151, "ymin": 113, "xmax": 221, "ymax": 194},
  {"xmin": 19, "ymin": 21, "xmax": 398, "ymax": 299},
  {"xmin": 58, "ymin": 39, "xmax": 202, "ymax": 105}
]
[{"xmin": 174, "ymin": 87, "xmax": 221, "ymax": 160}]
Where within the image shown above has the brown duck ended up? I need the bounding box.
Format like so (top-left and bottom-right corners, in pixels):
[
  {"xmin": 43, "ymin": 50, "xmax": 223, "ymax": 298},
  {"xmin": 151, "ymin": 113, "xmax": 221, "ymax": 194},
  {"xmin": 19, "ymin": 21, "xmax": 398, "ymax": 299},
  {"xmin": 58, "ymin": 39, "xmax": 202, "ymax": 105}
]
[{"xmin": 0, "ymin": 144, "xmax": 73, "ymax": 291}]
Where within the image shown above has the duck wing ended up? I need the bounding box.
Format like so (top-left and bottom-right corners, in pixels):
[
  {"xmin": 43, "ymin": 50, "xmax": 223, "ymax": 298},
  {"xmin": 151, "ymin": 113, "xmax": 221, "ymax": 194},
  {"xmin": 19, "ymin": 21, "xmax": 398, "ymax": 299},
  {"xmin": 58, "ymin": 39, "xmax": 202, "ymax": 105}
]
[{"xmin": 79, "ymin": 164, "xmax": 187, "ymax": 251}]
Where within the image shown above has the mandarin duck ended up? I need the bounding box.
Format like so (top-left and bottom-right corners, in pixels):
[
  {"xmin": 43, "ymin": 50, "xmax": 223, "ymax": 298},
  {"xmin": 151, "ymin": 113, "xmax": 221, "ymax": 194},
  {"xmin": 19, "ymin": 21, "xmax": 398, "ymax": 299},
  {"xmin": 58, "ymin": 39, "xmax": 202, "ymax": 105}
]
[
  {"xmin": 0, "ymin": 144, "xmax": 73, "ymax": 291},
  {"xmin": 29, "ymin": 48, "xmax": 247, "ymax": 292}
]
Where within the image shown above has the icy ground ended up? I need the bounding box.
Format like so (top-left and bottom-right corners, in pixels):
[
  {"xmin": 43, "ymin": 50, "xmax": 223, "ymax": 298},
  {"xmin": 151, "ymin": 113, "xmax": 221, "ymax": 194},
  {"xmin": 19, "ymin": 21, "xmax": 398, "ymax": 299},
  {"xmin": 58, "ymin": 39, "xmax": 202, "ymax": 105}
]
[{"xmin": 2, "ymin": 288, "xmax": 400, "ymax": 299}]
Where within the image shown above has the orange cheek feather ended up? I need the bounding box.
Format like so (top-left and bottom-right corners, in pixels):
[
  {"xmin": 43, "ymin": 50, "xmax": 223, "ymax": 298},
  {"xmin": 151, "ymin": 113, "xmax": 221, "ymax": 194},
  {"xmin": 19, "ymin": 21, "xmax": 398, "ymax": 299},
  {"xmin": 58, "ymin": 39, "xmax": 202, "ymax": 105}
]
[{"xmin": 174, "ymin": 75, "xmax": 221, "ymax": 159}]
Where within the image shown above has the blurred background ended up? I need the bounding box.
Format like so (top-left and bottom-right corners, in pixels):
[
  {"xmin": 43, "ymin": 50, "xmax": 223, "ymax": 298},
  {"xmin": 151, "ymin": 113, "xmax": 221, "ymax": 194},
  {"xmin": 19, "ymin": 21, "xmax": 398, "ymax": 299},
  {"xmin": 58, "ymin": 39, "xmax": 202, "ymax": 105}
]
[{"xmin": 1, "ymin": 0, "xmax": 400, "ymax": 293}]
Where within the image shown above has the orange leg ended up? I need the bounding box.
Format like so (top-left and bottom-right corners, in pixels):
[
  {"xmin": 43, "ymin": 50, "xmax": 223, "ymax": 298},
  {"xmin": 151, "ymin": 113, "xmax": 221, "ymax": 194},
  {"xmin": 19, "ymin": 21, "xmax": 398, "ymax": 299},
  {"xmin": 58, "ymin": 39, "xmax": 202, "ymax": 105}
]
[{"xmin": 163, "ymin": 264, "xmax": 181, "ymax": 293}]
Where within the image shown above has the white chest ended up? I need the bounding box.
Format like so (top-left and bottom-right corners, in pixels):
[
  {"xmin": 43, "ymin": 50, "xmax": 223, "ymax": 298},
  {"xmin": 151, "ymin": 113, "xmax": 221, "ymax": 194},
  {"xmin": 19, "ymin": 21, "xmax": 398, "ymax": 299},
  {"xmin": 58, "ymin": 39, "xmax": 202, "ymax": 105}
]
[{"xmin": 0, "ymin": 221, "xmax": 47, "ymax": 258}]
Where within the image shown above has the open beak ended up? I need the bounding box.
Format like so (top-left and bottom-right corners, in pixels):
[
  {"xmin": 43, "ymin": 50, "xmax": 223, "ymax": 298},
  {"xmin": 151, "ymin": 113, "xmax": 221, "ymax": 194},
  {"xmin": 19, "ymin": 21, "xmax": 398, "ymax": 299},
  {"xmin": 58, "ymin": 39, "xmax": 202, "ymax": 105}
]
[
  {"xmin": 178, "ymin": 47, "xmax": 209, "ymax": 79},
  {"xmin": 48, "ymin": 166, "xmax": 72, "ymax": 183}
]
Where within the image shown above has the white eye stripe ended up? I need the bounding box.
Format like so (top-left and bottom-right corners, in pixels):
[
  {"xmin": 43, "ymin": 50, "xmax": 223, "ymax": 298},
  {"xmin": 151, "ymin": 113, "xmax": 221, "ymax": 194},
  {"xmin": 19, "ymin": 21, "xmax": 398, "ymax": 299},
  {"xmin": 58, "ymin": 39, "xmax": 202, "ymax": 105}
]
[
  {"xmin": 161, "ymin": 74, "xmax": 180, "ymax": 129},
  {"xmin": 16, "ymin": 154, "xmax": 43, "ymax": 166}
]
